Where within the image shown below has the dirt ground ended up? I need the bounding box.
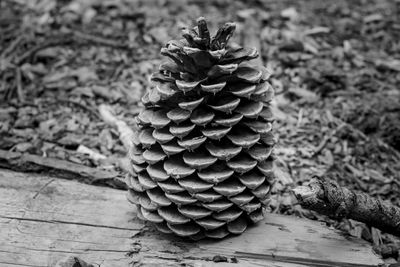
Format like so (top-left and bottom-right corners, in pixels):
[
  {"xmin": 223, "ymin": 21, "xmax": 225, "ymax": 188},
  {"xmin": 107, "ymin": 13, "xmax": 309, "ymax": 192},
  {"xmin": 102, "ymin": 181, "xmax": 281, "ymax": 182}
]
[{"xmin": 1, "ymin": 0, "xmax": 400, "ymax": 263}]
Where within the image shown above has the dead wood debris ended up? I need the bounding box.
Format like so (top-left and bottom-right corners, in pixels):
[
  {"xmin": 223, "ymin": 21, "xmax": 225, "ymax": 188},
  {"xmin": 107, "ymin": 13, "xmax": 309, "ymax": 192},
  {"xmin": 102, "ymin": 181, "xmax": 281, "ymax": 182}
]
[
  {"xmin": 293, "ymin": 177, "xmax": 400, "ymax": 237},
  {"xmin": 98, "ymin": 104, "xmax": 136, "ymax": 152},
  {"xmin": 0, "ymin": 149, "xmax": 118, "ymax": 182}
]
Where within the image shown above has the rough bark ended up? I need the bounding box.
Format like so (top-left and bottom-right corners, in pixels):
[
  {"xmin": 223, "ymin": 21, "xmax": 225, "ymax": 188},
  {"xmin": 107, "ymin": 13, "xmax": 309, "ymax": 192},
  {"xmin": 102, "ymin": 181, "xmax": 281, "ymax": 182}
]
[{"xmin": 293, "ymin": 177, "xmax": 400, "ymax": 237}]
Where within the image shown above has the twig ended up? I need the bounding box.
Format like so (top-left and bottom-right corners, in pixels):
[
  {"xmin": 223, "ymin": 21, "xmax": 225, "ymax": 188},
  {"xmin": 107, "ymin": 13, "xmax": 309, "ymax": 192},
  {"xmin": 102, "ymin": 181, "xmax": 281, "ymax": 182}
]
[
  {"xmin": 0, "ymin": 149, "xmax": 119, "ymax": 182},
  {"xmin": 14, "ymin": 37, "xmax": 74, "ymax": 65},
  {"xmin": 98, "ymin": 104, "xmax": 136, "ymax": 152},
  {"xmin": 77, "ymin": 145, "xmax": 107, "ymax": 162},
  {"xmin": 75, "ymin": 145, "xmax": 130, "ymax": 185},
  {"xmin": 292, "ymin": 177, "xmax": 400, "ymax": 237},
  {"xmin": 70, "ymin": 29, "xmax": 130, "ymax": 49},
  {"xmin": 0, "ymin": 35, "xmax": 23, "ymax": 59},
  {"xmin": 56, "ymin": 97, "xmax": 101, "ymax": 119},
  {"xmin": 15, "ymin": 67, "xmax": 24, "ymax": 102}
]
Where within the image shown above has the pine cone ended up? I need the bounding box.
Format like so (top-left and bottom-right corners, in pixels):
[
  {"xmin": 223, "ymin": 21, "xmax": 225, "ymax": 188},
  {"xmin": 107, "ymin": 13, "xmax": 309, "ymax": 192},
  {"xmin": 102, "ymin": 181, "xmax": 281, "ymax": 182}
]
[{"xmin": 126, "ymin": 17, "xmax": 275, "ymax": 240}]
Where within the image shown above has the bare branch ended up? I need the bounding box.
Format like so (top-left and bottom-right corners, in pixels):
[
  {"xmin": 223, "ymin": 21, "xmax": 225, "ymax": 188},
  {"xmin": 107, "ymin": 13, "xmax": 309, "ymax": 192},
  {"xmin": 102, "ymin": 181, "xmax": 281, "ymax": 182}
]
[{"xmin": 293, "ymin": 177, "xmax": 400, "ymax": 237}]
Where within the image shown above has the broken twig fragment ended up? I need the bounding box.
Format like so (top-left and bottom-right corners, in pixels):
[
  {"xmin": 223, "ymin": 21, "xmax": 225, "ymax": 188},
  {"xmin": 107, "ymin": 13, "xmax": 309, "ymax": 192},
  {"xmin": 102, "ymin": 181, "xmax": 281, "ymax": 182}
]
[
  {"xmin": 292, "ymin": 177, "xmax": 400, "ymax": 237},
  {"xmin": 98, "ymin": 104, "xmax": 136, "ymax": 151},
  {"xmin": 0, "ymin": 149, "xmax": 118, "ymax": 181}
]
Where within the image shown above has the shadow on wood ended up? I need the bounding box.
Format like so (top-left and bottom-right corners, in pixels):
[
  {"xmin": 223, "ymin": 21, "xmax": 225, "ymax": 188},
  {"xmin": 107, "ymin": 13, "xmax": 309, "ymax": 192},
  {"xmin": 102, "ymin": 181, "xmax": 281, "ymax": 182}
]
[{"xmin": 0, "ymin": 169, "xmax": 382, "ymax": 267}]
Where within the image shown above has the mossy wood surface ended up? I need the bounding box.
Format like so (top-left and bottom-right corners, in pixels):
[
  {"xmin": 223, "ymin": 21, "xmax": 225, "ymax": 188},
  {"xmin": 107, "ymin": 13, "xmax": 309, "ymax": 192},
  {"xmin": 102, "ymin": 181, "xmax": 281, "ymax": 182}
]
[{"xmin": 0, "ymin": 169, "xmax": 382, "ymax": 267}]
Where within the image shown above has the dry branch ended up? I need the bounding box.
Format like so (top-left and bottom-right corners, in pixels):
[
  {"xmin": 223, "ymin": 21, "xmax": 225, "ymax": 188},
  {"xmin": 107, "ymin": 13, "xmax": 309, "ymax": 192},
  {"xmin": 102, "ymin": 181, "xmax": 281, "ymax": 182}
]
[
  {"xmin": 98, "ymin": 104, "xmax": 138, "ymax": 177},
  {"xmin": 293, "ymin": 177, "xmax": 400, "ymax": 237},
  {"xmin": 98, "ymin": 104, "xmax": 136, "ymax": 152},
  {"xmin": 77, "ymin": 144, "xmax": 107, "ymax": 161},
  {"xmin": 0, "ymin": 149, "xmax": 118, "ymax": 182}
]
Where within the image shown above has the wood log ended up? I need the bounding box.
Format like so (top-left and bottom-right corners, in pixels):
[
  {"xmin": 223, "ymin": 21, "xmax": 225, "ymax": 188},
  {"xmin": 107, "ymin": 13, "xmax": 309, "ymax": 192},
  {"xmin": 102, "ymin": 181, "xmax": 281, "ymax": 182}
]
[
  {"xmin": 0, "ymin": 149, "xmax": 119, "ymax": 182},
  {"xmin": 293, "ymin": 176, "xmax": 400, "ymax": 237},
  {"xmin": 0, "ymin": 169, "xmax": 382, "ymax": 267}
]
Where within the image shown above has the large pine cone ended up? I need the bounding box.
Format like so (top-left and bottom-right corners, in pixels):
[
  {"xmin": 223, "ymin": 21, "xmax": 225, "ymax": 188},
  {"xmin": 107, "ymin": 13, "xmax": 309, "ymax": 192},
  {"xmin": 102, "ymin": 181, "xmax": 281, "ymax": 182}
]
[{"xmin": 126, "ymin": 17, "xmax": 275, "ymax": 240}]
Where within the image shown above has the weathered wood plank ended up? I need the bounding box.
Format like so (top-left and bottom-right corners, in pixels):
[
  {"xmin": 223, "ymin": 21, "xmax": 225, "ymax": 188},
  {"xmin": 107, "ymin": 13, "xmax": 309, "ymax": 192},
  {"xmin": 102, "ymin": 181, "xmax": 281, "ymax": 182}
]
[
  {"xmin": 0, "ymin": 169, "xmax": 382, "ymax": 267},
  {"xmin": 0, "ymin": 169, "xmax": 141, "ymax": 267}
]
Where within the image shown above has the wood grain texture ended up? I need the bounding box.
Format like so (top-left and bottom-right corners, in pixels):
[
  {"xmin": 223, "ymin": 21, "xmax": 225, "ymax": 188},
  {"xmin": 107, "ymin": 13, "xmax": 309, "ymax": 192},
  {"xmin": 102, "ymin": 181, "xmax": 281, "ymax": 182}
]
[
  {"xmin": 0, "ymin": 169, "xmax": 141, "ymax": 267},
  {"xmin": 0, "ymin": 169, "xmax": 382, "ymax": 267}
]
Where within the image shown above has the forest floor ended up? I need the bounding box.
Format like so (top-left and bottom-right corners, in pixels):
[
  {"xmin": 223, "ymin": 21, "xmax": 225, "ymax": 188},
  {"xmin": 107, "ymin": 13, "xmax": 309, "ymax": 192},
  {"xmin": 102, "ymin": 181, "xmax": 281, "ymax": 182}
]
[{"xmin": 1, "ymin": 0, "xmax": 400, "ymax": 263}]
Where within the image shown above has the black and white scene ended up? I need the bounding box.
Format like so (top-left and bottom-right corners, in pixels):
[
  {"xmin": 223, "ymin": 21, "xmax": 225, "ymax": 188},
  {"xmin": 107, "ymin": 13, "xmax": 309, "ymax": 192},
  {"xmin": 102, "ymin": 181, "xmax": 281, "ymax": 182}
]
[{"xmin": 0, "ymin": 0, "xmax": 399, "ymax": 266}]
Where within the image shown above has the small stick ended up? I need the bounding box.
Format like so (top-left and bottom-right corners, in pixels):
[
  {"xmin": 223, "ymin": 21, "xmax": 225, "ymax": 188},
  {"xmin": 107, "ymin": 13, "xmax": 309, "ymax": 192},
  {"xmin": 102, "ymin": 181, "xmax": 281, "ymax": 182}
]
[
  {"xmin": 14, "ymin": 38, "xmax": 73, "ymax": 65},
  {"xmin": 15, "ymin": 67, "xmax": 24, "ymax": 102},
  {"xmin": 0, "ymin": 35, "xmax": 24, "ymax": 59},
  {"xmin": 71, "ymin": 29, "xmax": 130, "ymax": 49},
  {"xmin": 98, "ymin": 104, "xmax": 136, "ymax": 152},
  {"xmin": 292, "ymin": 177, "xmax": 400, "ymax": 237},
  {"xmin": 0, "ymin": 149, "xmax": 118, "ymax": 181},
  {"xmin": 56, "ymin": 97, "xmax": 101, "ymax": 119},
  {"xmin": 77, "ymin": 145, "xmax": 107, "ymax": 162}
]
